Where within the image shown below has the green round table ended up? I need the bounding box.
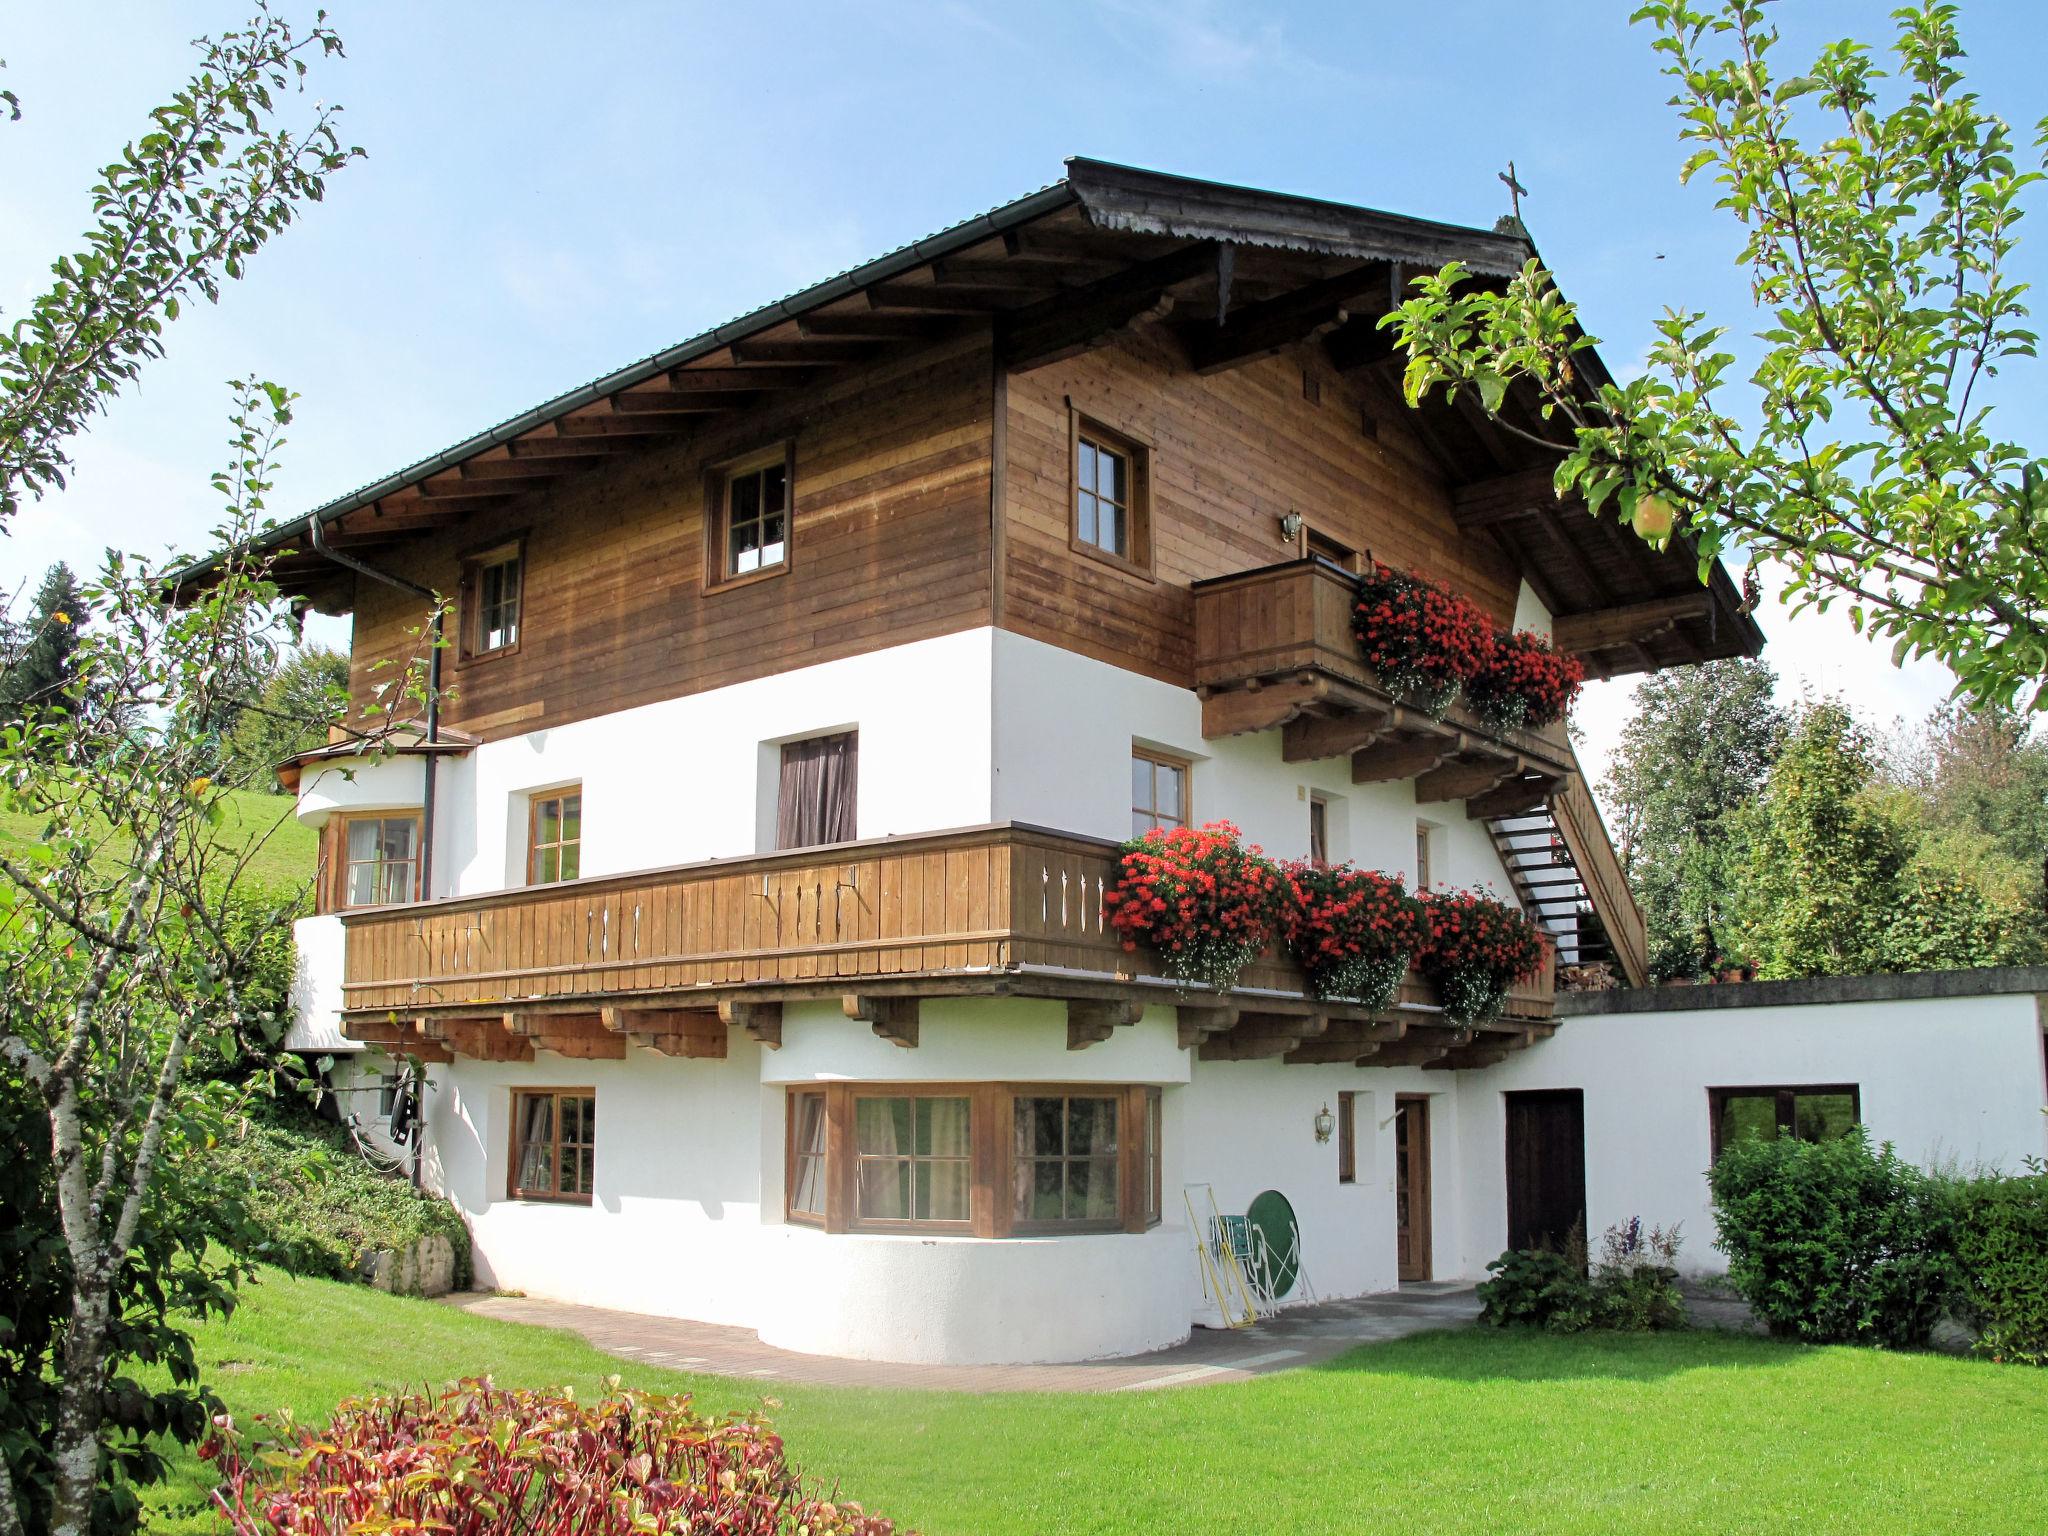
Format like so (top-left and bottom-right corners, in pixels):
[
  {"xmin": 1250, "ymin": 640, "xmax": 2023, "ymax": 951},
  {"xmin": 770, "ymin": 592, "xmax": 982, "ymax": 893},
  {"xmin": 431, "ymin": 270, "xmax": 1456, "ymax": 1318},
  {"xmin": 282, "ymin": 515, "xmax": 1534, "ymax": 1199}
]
[{"xmin": 1246, "ymin": 1189, "xmax": 1301, "ymax": 1298}]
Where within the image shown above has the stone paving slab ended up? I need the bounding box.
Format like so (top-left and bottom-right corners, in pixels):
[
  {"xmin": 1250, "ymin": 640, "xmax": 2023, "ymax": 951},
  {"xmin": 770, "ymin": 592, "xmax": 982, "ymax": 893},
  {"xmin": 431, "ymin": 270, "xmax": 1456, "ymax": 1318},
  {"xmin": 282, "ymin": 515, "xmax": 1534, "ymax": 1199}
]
[{"xmin": 444, "ymin": 1283, "xmax": 1481, "ymax": 1395}]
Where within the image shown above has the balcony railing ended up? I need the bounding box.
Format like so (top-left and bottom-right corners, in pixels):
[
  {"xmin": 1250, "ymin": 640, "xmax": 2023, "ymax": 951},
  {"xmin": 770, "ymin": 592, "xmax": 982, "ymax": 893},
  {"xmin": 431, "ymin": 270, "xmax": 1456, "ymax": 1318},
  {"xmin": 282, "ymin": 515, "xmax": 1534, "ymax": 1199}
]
[
  {"xmin": 338, "ymin": 823, "xmax": 1554, "ymax": 1054},
  {"xmin": 1192, "ymin": 557, "xmax": 1572, "ymax": 812}
]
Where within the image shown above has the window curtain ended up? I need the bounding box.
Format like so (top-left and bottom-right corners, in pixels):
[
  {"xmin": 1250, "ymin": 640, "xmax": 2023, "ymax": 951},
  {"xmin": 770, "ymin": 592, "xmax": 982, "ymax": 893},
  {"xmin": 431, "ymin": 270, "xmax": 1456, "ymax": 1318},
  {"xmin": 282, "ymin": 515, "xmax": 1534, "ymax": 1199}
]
[
  {"xmin": 856, "ymin": 1095, "xmax": 908, "ymax": 1219},
  {"xmin": 515, "ymin": 1094, "xmax": 555, "ymax": 1193},
  {"xmin": 777, "ymin": 732, "xmax": 857, "ymax": 850},
  {"xmin": 922, "ymin": 1097, "xmax": 971, "ymax": 1221}
]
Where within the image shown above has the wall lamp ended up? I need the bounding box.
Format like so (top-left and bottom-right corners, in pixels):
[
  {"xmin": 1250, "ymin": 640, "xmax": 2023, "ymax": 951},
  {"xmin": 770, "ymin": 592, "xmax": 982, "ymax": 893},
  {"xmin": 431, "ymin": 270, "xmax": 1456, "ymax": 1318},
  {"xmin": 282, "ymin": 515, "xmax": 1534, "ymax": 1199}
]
[
  {"xmin": 1313, "ymin": 1102, "xmax": 1335, "ymax": 1144},
  {"xmin": 1279, "ymin": 511, "xmax": 1304, "ymax": 541}
]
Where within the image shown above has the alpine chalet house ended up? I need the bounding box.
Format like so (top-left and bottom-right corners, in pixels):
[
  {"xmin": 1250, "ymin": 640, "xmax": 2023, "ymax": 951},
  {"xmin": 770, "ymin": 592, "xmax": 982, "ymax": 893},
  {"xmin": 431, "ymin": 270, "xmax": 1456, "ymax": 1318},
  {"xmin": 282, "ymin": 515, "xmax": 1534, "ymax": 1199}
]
[{"xmin": 206, "ymin": 161, "xmax": 2048, "ymax": 1363}]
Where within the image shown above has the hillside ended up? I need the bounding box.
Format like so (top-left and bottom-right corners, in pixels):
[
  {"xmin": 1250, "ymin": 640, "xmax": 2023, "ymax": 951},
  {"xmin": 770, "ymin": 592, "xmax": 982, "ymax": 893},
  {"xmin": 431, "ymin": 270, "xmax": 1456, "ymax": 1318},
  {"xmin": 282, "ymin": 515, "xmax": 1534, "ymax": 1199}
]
[{"xmin": 0, "ymin": 789, "xmax": 318, "ymax": 894}]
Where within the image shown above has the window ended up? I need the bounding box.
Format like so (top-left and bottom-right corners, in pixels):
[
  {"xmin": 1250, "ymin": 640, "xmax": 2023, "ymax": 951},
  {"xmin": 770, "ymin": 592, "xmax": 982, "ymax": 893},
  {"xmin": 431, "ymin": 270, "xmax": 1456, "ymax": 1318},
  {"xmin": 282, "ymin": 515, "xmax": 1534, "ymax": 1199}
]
[
  {"xmin": 1131, "ymin": 748, "xmax": 1189, "ymax": 838},
  {"xmin": 528, "ymin": 788, "xmax": 583, "ymax": 884},
  {"xmin": 710, "ymin": 448, "xmax": 792, "ymax": 584},
  {"xmin": 1014, "ymin": 1093, "xmax": 1121, "ymax": 1229},
  {"xmin": 1415, "ymin": 821, "xmax": 1435, "ymax": 889},
  {"xmin": 777, "ymin": 732, "xmax": 857, "ymax": 849},
  {"xmin": 1309, "ymin": 795, "xmax": 1330, "ymax": 865},
  {"xmin": 1071, "ymin": 416, "xmax": 1150, "ymax": 573},
  {"xmin": 1710, "ymin": 1085, "xmax": 1861, "ymax": 1159},
  {"xmin": 1143, "ymin": 1086, "xmax": 1163, "ymax": 1227},
  {"xmin": 1307, "ymin": 528, "xmax": 1359, "ymax": 572},
  {"xmin": 509, "ymin": 1089, "xmax": 596, "ymax": 1203},
  {"xmin": 783, "ymin": 1083, "xmax": 1157, "ymax": 1236},
  {"xmin": 787, "ymin": 1089, "xmax": 827, "ymax": 1224},
  {"xmin": 461, "ymin": 540, "xmax": 523, "ymax": 659},
  {"xmin": 855, "ymin": 1093, "xmax": 972, "ymax": 1227},
  {"xmin": 336, "ymin": 814, "xmax": 420, "ymax": 909},
  {"xmin": 378, "ymin": 1071, "xmax": 400, "ymax": 1120},
  {"xmin": 1337, "ymin": 1090, "xmax": 1357, "ymax": 1184}
]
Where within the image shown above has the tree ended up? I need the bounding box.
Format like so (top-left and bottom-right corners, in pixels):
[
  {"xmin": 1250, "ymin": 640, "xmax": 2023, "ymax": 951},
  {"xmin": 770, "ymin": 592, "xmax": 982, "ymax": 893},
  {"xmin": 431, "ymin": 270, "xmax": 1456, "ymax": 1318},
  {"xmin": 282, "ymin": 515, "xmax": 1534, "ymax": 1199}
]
[
  {"xmin": 1723, "ymin": 700, "xmax": 1916, "ymax": 978},
  {"xmin": 0, "ymin": 565, "xmax": 88, "ymax": 732},
  {"xmin": 215, "ymin": 644, "xmax": 348, "ymax": 789},
  {"xmin": 1384, "ymin": 3, "xmax": 2048, "ymax": 710},
  {"xmin": 1602, "ymin": 657, "xmax": 1786, "ymax": 980},
  {"xmin": 0, "ymin": 386, "xmax": 439, "ymax": 1536},
  {"xmin": 0, "ymin": 4, "xmax": 360, "ymax": 525}
]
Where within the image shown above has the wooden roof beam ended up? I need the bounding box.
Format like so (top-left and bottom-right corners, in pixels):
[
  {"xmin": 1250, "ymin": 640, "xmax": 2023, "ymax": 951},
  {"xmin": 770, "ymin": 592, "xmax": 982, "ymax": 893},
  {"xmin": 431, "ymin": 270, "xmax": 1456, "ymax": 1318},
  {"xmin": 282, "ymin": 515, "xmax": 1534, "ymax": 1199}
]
[
  {"xmin": 1183, "ymin": 262, "xmax": 1386, "ymax": 376},
  {"xmin": 866, "ymin": 282, "xmax": 1032, "ymax": 313},
  {"xmin": 553, "ymin": 413, "xmax": 697, "ymax": 438},
  {"xmin": 1553, "ymin": 593, "xmax": 1714, "ymax": 655},
  {"xmin": 607, "ymin": 389, "xmax": 760, "ymax": 415},
  {"xmin": 927, "ymin": 258, "xmax": 1068, "ymax": 291},
  {"xmin": 506, "ymin": 433, "xmax": 645, "ymax": 459},
  {"xmin": 997, "ymin": 239, "xmax": 1220, "ymax": 371},
  {"xmin": 666, "ymin": 365, "xmax": 822, "ymax": 390},
  {"xmin": 415, "ymin": 476, "xmax": 532, "ymax": 501},
  {"xmin": 1452, "ymin": 464, "xmax": 1570, "ymax": 528},
  {"xmin": 727, "ymin": 338, "xmax": 880, "ymax": 365},
  {"xmin": 455, "ymin": 456, "xmax": 581, "ymax": 483},
  {"xmin": 797, "ymin": 311, "xmax": 953, "ymax": 340}
]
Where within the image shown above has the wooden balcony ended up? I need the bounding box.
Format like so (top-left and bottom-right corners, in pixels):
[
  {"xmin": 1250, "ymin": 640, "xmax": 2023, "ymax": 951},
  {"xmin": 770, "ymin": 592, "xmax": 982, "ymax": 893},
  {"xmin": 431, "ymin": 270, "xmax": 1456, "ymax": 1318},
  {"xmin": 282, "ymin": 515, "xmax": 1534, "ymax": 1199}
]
[
  {"xmin": 1193, "ymin": 557, "xmax": 1574, "ymax": 817},
  {"xmin": 338, "ymin": 822, "xmax": 1553, "ymax": 1070}
]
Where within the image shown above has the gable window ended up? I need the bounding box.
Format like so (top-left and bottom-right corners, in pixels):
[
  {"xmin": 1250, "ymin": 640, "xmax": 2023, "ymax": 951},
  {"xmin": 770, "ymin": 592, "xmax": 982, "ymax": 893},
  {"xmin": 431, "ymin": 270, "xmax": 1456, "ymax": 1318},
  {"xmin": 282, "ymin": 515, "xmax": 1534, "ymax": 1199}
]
[
  {"xmin": 528, "ymin": 787, "xmax": 583, "ymax": 884},
  {"xmin": 1014, "ymin": 1093, "xmax": 1121, "ymax": 1229},
  {"xmin": 461, "ymin": 540, "xmax": 523, "ymax": 659},
  {"xmin": 855, "ymin": 1093, "xmax": 972, "ymax": 1227},
  {"xmin": 1131, "ymin": 747, "xmax": 1189, "ymax": 838},
  {"xmin": 710, "ymin": 447, "xmax": 792, "ymax": 585},
  {"xmin": 1710, "ymin": 1085, "xmax": 1861, "ymax": 1159},
  {"xmin": 777, "ymin": 731, "xmax": 857, "ymax": 849},
  {"xmin": 1072, "ymin": 416, "xmax": 1150, "ymax": 573},
  {"xmin": 509, "ymin": 1089, "xmax": 596, "ymax": 1203},
  {"xmin": 336, "ymin": 814, "xmax": 421, "ymax": 909}
]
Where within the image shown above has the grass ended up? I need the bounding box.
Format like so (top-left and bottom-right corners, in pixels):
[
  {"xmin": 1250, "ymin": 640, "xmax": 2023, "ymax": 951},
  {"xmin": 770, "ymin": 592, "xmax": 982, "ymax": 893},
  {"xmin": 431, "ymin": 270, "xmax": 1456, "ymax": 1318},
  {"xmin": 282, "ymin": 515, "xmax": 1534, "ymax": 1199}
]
[
  {"xmin": 146, "ymin": 1270, "xmax": 2048, "ymax": 1535},
  {"xmin": 0, "ymin": 788, "xmax": 315, "ymax": 891}
]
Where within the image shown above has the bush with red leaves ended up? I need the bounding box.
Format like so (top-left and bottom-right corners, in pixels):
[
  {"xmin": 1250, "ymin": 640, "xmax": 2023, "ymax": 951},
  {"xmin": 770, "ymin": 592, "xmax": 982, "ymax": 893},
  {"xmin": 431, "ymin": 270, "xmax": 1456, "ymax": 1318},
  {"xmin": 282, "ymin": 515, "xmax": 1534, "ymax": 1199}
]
[
  {"xmin": 1104, "ymin": 820, "xmax": 1284, "ymax": 993},
  {"xmin": 203, "ymin": 1378, "xmax": 901, "ymax": 1536},
  {"xmin": 1278, "ymin": 861, "xmax": 1424, "ymax": 1010},
  {"xmin": 1416, "ymin": 888, "xmax": 1551, "ymax": 1025},
  {"xmin": 1464, "ymin": 629, "xmax": 1586, "ymax": 733},
  {"xmin": 1351, "ymin": 564, "xmax": 1496, "ymax": 716}
]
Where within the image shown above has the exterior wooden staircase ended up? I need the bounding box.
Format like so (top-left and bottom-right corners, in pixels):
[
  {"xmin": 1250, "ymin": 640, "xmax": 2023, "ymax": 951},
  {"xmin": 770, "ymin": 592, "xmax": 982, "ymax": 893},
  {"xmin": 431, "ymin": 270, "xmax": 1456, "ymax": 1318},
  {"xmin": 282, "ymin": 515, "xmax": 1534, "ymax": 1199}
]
[{"xmin": 1487, "ymin": 751, "xmax": 1649, "ymax": 988}]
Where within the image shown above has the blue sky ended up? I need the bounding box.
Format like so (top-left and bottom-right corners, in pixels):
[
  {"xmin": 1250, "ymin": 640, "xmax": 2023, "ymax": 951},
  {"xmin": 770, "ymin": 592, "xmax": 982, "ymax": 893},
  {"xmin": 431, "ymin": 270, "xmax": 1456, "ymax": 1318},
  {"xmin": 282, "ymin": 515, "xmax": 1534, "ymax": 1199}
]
[{"xmin": 5, "ymin": 1, "xmax": 2047, "ymax": 776}]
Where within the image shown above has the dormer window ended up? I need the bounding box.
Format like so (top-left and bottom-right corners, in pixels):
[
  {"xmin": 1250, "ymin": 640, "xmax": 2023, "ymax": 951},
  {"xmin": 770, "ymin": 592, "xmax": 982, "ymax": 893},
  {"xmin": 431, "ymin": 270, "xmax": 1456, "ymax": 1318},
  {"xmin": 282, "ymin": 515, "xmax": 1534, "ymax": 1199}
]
[
  {"xmin": 461, "ymin": 538, "xmax": 524, "ymax": 659},
  {"xmin": 710, "ymin": 446, "xmax": 793, "ymax": 586}
]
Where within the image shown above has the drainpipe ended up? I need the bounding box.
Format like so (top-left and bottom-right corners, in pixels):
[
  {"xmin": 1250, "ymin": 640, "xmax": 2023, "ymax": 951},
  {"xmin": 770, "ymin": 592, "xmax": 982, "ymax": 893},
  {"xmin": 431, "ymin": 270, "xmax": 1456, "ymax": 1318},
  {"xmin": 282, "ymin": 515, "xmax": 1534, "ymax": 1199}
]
[{"xmin": 305, "ymin": 513, "xmax": 444, "ymax": 902}]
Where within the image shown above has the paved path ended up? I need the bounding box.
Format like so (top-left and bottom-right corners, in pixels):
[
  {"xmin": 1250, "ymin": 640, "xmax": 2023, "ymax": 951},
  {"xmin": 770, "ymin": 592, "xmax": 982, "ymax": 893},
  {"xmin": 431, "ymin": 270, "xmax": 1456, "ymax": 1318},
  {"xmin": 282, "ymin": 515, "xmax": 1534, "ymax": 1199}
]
[{"xmin": 446, "ymin": 1282, "xmax": 1480, "ymax": 1394}]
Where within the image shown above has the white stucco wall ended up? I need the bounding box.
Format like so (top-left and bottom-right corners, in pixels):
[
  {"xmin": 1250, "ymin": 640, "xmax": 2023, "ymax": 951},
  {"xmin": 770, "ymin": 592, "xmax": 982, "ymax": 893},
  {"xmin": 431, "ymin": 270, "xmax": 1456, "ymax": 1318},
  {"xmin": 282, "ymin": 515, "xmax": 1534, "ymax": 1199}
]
[
  {"xmin": 286, "ymin": 914, "xmax": 351, "ymax": 1052},
  {"xmin": 992, "ymin": 628, "xmax": 1518, "ymax": 893},
  {"xmin": 1451, "ymin": 987, "xmax": 2048, "ymax": 1278}
]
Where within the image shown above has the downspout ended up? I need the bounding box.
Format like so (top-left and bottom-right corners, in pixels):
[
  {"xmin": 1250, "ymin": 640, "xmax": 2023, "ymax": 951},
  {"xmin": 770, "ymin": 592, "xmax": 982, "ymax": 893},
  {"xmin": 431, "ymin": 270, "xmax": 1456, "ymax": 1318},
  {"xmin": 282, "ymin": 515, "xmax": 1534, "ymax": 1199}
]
[{"xmin": 304, "ymin": 512, "xmax": 444, "ymax": 902}]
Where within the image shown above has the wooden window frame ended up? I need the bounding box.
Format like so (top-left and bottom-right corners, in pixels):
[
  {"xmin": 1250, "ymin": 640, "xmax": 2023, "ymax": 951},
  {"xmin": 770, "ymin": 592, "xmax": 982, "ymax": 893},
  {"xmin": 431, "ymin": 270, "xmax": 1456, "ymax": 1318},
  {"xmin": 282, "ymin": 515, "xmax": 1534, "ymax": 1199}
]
[
  {"xmin": 1708, "ymin": 1084, "xmax": 1862, "ymax": 1161},
  {"xmin": 1415, "ymin": 820, "xmax": 1435, "ymax": 890},
  {"xmin": 457, "ymin": 533, "xmax": 526, "ymax": 664},
  {"xmin": 527, "ymin": 785, "xmax": 584, "ymax": 886},
  {"xmin": 785, "ymin": 1082, "xmax": 1158, "ymax": 1238},
  {"xmin": 321, "ymin": 811, "xmax": 423, "ymax": 914},
  {"xmin": 506, "ymin": 1087, "xmax": 596, "ymax": 1205},
  {"xmin": 1309, "ymin": 794, "xmax": 1330, "ymax": 866},
  {"xmin": 1069, "ymin": 411, "xmax": 1154, "ymax": 580},
  {"xmin": 1337, "ymin": 1090, "xmax": 1357, "ymax": 1184},
  {"xmin": 704, "ymin": 442, "xmax": 795, "ymax": 594},
  {"xmin": 1131, "ymin": 745, "xmax": 1191, "ymax": 837}
]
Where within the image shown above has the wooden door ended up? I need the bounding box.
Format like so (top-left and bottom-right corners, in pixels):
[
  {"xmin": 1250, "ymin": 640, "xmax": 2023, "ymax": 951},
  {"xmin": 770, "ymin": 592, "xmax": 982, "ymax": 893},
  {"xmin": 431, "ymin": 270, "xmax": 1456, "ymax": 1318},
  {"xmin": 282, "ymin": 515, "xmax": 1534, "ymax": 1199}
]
[
  {"xmin": 1505, "ymin": 1089, "xmax": 1587, "ymax": 1255},
  {"xmin": 1395, "ymin": 1094, "xmax": 1432, "ymax": 1282}
]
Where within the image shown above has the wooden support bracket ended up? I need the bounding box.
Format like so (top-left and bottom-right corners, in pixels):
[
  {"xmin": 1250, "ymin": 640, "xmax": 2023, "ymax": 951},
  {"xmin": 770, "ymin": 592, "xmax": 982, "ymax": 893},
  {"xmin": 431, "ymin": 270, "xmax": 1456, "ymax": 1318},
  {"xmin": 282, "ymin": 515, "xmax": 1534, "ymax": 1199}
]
[
  {"xmin": 1280, "ymin": 704, "xmax": 1396, "ymax": 763},
  {"xmin": 1200, "ymin": 675, "xmax": 1326, "ymax": 738},
  {"xmin": 1351, "ymin": 733, "xmax": 1465, "ymax": 785},
  {"xmin": 1176, "ymin": 1002, "xmax": 1240, "ymax": 1051},
  {"xmin": 425, "ymin": 1016, "xmax": 533, "ymax": 1063},
  {"xmin": 1066, "ymin": 998, "xmax": 1146, "ymax": 1051},
  {"xmin": 1416, "ymin": 754, "xmax": 1525, "ymax": 805},
  {"xmin": 844, "ymin": 994, "xmax": 920, "ymax": 1048},
  {"xmin": 1466, "ymin": 773, "xmax": 1562, "ymax": 820},
  {"xmin": 719, "ymin": 997, "xmax": 784, "ymax": 1050},
  {"xmin": 1200, "ymin": 1010, "xmax": 1330, "ymax": 1062},
  {"xmin": 601, "ymin": 1005, "xmax": 727, "ymax": 1059}
]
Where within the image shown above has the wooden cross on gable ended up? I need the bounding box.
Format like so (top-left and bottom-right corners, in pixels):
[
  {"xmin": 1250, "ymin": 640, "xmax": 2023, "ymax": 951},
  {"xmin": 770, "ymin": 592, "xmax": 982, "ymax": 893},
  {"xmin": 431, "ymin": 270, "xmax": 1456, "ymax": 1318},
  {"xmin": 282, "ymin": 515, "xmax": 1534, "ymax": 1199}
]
[{"xmin": 1498, "ymin": 160, "xmax": 1528, "ymax": 223}]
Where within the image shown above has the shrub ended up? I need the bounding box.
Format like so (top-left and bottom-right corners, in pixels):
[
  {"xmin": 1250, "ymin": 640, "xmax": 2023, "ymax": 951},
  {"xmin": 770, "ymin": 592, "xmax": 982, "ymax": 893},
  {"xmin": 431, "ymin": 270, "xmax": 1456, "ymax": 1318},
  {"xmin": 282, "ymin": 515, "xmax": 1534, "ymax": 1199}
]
[
  {"xmin": 1351, "ymin": 564, "xmax": 1495, "ymax": 716},
  {"xmin": 1708, "ymin": 1128, "xmax": 1955, "ymax": 1348},
  {"xmin": 1463, "ymin": 629, "xmax": 1585, "ymax": 733},
  {"xmin": 1104, "ymin": 820, "xmax": 1283, "ymax": 992},
  {"xmin": 1591, "ymin": 1218, "xmax": 1687, "ymax": 1332},
  {"xmin": 1951, "ymin": 1162, "xmax": 2048, "ymax": 1365},
  {"xmin": 1476, "ymin": 1248, "xmax": 1594, "ymax": 1332},
  {"xmin": 208, "ymin": 1101, "xmax": 471, "ymax": 1291},
  {"xmin": 204, "ymin": 1378, "xmax": 900, "ymax": 1534},
  {"xmin": 1414, "ymin": 888, "xmax": 1549, "ymax": 1025},
  {"xmin": 1277, "ymin": 860, "xmax": 1422, "ymax": 1010}
]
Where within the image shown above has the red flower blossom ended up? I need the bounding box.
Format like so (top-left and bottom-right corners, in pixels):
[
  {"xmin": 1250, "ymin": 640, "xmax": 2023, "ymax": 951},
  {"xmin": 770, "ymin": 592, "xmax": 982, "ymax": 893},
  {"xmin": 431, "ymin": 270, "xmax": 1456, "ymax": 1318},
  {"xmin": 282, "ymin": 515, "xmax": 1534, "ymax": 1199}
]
[
  {"xmin": 1103, "ymin": 821, "xmax": 1284, "ymax": 992},
  {"xmin": 1414, "ymin": 887, "xmax": 1551, "ymax": 1025},
  {"xmin": 1464, "ymin": 629, "xmax": 1585, "ymax": 732},
  {"xmin": 1351, "ymin": 564, "xmax": 1497, "ymax": 717},
  {"xmin": 1278, "ymin": 860, "xmax": 1423, "ymax": 1009}
]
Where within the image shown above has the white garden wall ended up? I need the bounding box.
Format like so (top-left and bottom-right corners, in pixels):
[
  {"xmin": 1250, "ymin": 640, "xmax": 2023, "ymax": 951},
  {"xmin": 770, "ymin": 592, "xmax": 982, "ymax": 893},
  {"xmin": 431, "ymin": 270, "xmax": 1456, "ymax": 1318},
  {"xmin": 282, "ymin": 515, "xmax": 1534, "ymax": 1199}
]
[{"xmin": 1452, "ymin": 977, "xmax": 2048, "ymax": 1278}]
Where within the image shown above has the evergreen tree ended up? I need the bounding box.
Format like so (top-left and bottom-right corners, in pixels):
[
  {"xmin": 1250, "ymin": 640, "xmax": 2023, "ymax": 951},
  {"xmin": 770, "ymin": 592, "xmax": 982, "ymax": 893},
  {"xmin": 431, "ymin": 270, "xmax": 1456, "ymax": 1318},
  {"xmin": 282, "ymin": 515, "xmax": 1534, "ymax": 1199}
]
[
  {"xmin": 0, "ymin": 562, "xmax": 87, "ymax": 731},
  {"xmin": 217, "ymin": 645, "xmax": 349, "ymax": 789}
]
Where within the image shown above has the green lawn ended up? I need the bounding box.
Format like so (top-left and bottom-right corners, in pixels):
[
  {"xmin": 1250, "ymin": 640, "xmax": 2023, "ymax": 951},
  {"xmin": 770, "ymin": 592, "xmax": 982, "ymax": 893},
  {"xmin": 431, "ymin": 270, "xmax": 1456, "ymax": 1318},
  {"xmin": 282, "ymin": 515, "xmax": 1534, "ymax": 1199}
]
[
  {"xmin": 146, "ymin": 1270, "xmax": 2048, "ymax": 1535},
  {"xmin": 0, "ymin": 788, "xmax": 315, "ymax": 891}
]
